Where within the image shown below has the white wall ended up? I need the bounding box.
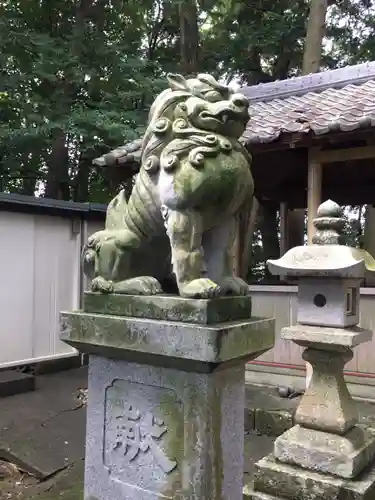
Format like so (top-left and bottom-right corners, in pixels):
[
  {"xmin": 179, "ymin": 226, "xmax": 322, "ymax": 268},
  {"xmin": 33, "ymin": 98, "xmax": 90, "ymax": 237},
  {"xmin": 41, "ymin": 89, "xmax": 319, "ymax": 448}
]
[{"xmin": 0, "ymin": 210, "xmax": 90, "ymax": 368}]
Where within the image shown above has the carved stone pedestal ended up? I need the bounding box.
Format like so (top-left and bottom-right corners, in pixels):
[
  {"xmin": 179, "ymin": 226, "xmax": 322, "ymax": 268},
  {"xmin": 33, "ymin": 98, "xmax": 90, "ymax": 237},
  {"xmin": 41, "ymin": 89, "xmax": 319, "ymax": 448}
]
[
  {"xmin": 245, "ymin": 454, "xmax": 375, "ymax": 500},
  {"xmin": 60, "ymin": 293, "xmax": 275, "ymax": 500},
  {"xmin": 245, "ymin": 324, "xmax": 375, "ymax": 500},
  {"xmin": 274, "ymin": 325, "xmax": 375, "ymax": 480}
]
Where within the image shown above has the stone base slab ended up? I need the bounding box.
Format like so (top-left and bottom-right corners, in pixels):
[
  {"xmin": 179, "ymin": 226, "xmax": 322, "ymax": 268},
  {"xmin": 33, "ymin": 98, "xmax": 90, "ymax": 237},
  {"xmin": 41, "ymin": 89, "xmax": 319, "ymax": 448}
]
[
  {"xmin": 274, "ymin": 424, "xmax": 375, "ymax": 479},
  {"xmin": 244, "ymin": 454, "xmax": 375, "ymax": 500},
  {"xmin": 60, "ymin": 310, "xmax": 274, "ymax": 372},
  {"xmin": 83, "ymin": 292, "xmax": 252, "ymax": 324},
  {"xmin": 244, "ymin": 492, "xmax": 275, "ymax": 499},
  {"xmin": 281, "ymin": 324, "xmax": 372, "ymax": 350}
]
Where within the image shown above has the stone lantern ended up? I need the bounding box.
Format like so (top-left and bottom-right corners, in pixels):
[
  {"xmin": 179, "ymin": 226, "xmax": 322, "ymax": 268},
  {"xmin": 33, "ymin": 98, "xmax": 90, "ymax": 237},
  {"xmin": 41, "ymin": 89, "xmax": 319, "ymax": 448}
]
[
  {"xmin": 246, "ymin": 200, "xmax": 375, "ymax": 500},
  {"xmin": 268, "ymin": 200, "xmax": 368, "ymax": 328}
]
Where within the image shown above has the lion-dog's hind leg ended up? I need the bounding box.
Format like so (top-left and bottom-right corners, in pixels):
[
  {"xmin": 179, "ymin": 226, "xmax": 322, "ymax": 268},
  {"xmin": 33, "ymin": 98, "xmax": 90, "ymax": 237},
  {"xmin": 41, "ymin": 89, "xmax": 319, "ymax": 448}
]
[{"xmin": 82, "ymin": 189, "xmax": 163, "ymax": 295}]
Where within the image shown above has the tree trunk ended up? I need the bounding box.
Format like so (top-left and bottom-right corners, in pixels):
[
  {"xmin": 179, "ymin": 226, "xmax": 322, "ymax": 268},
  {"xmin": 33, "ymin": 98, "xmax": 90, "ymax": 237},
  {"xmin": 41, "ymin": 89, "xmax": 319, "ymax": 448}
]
[
  {"xmin": 44, "ymin": 0, "xmax": 93, "ymax": 201},
  {"xmin": 302, "ymin": 0, "xmax": 328, "ymax": 74},
  {"xmin": 239, "ymin": 197, "xmax": 259, "ymax": 280},
  {"xmin": 73, "ymin": 154, "xmax": 90, "ymax": 202},
  {"xmin": 45, "ymin": 132, "xmax": 70, "ymax": 200},
  {"xmin": 179, "ymin": 0, "xmax": 199, "ymax": 75},
  {"xmin": 290, "ymin": 0, "xmax": 329, "ymax": 252},
  {"xmin": 20, "ymin": 163, "xmax": 38, "ymax": 196}
]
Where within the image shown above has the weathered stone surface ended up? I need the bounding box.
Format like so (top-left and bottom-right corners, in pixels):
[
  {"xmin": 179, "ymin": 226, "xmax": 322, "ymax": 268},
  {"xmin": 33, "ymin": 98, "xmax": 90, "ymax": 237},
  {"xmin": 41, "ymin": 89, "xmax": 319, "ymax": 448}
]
[
  {"xmin": 294, "ymin": 348, "xmax": 358, "ymax": 435},
  {"xmin": 60, "ymin": 311, "xmax": 275, "ymax": 371},
  {"xmin": 254, "ymin": 409, "xmax": 293, "ymax": 437},
  {"xmin": 274, "ymin": 424, "xmax": 375, "ymax": 479},
  {"xmin": 296, "ymin": 278, "xmax": 361, "ymax": 328},
  {"xmin": 82, "ymin": 72, "xmax": 254, "ymax": 300},
  {"xmin": 281, "ymin": 324, "xmax": 372, "ymax": 349},
  {"xmin": 85, "ymin": 354, "xmax": 245, "ymax": 500},
  {"xmin": 244, "ymin": 489, "xmax": 276, "ymax": 499},
  {"xmin": 245, "ymin": 385, "xmax": 375, "ymax": 437},
  {"xmin": 83, "ymin": 292, "xmax": 252, "ymax": 325},
  {"xmin": 267, "ymin": 245, "xmax": 375, "ymax": 280},
  {"xmin": 245, "ymin": 385, "xmax": 298, "ymax": 437},
  {"xmin": 244, "ymin": 453, "xmax": 375, "ymax": 500}
]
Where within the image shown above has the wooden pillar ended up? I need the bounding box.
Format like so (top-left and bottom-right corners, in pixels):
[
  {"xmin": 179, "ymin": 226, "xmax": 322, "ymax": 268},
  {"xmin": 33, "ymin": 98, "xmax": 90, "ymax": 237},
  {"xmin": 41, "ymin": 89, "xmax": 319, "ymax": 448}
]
[
  {"xmin": 307, "ymin": 149, "xmax": 322, "ymax": 244},
  {"xmin": 232, "ymin": 197, "xmax": 260, "ymax": 279},
  {"xmin": 279, "ymin": 202, "xmax": 288, "ymax": 256},
  {"xmin": 363, "ymin": 205, "xmax": 375, "ymax": 252},
  {"xmin": 363, "ymin": 205, "xmax": 375, "ymax": 286},
  {"xmin": 306, "ymin": 148, "xmax": 323, "ymax": 388},
  {"xmin": 363, "ymin": 137, "xmax": 375, "ymax": 286},
  {"xmin": 240, "ymin": 198, "xmax": 259, "ymax": 279}
]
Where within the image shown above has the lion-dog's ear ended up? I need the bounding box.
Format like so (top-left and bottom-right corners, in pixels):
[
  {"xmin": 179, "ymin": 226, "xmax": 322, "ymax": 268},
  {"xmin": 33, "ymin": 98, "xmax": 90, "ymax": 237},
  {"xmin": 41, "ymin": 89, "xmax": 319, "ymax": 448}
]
[
  {"xmin": 197, "ymin": 74, "xmax": 228, "ymax": 93},
  {"xmin": 167, "ymin": 73, "xmax": 188, "ymax": 91}
]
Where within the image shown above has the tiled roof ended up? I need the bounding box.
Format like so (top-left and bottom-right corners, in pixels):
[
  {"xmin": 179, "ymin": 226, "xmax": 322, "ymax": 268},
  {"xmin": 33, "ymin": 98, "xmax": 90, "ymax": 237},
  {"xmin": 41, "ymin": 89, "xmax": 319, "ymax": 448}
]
[
  {"xmin": 93, "ymin": 62, "xmax": 375, "ymax": 166},
  {"xmin": 93, "ymin": 138, "xmax": 142, "ymax": 167},
  {"xmin": 243, "ymin": 80, "xmax": 375, "ymax": 145}
]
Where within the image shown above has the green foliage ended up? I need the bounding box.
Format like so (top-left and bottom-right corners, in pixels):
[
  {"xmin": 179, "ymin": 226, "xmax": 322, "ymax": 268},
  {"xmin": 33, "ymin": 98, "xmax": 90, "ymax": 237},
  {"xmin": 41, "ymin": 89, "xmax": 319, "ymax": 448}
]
[
  {"xmin": 248, "ymin": 228, "xmax": 266, "ymax": 283},
  {"xmin": 1, "ymin": 0, "xmax": 375, "ymax": 201},
  {"xmin": 201, "ymin": 0, "xmax": 309, "ymax": 83},
  {"xmin": 325, "ymin": 0, "xmax": 375, "ymax": 67},
  {"xmin": 342, "ymin": 205, "xmax": 364, "ymax": 248},
  {"xmin": 0, "ymin": 0, "xmax": 165, "ymax": 200}
]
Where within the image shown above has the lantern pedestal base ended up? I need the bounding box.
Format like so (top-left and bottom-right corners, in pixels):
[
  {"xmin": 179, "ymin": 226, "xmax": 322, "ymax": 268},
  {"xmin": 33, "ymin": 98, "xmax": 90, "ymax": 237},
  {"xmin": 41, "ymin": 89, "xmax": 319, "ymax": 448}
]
[
  {"xmin": 244, "ymin": 454, "xmax": 375, "ymax": 500},
  {"xmin": 281, "ymin": 325, "xmax": 372, "ymax": 435},
  {"xmin": 274, "ymin": 424, "xmax": 375, "ymax": 479}
]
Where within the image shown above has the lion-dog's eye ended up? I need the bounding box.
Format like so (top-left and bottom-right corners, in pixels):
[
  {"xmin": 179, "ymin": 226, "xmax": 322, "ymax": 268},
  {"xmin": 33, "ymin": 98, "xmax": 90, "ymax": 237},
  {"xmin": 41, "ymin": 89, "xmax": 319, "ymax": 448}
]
[{"xmin": 203, "ymin": 90, "xmax": 222, "ymax": 102}]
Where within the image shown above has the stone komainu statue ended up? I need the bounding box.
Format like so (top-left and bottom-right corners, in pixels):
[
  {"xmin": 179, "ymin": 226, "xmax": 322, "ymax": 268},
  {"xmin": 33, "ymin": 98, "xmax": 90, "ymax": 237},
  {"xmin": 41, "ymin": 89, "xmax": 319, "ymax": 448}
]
[{"xmin": 83, "ymin": 73, "xmax": 254, "ymax": 298}]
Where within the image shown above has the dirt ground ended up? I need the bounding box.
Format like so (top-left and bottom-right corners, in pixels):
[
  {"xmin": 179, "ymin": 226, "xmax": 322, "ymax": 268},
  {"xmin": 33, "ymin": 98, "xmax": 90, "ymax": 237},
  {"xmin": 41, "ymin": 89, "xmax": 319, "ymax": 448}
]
[
  {"xmin": 0, "ymin": 459, "xmax": 84, "ymax": 500},
  {"xmin": 0, "ymin": 432, "xmax": 275, "ymax": 499}
]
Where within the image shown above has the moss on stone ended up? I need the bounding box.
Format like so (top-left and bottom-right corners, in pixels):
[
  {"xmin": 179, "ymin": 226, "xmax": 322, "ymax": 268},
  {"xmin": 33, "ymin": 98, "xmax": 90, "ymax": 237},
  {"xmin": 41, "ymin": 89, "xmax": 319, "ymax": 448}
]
[
  {"xmin": 157, "ymin": 390, "xmax": 184, "ymax": 497},
  {"xmin": 61, "ymin": 311, "xmax": 274, "ymax": 367},
  {"xmin": 217, "ymin": 318, "xmax": 275, "ymax": 362},
  {"xmin": 83, "ymin": 292, "xmax": 252, "ymax": 325},
  {"xmin": 212, "ymin": 379, "xmax": 224, "ymax": 499}
]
